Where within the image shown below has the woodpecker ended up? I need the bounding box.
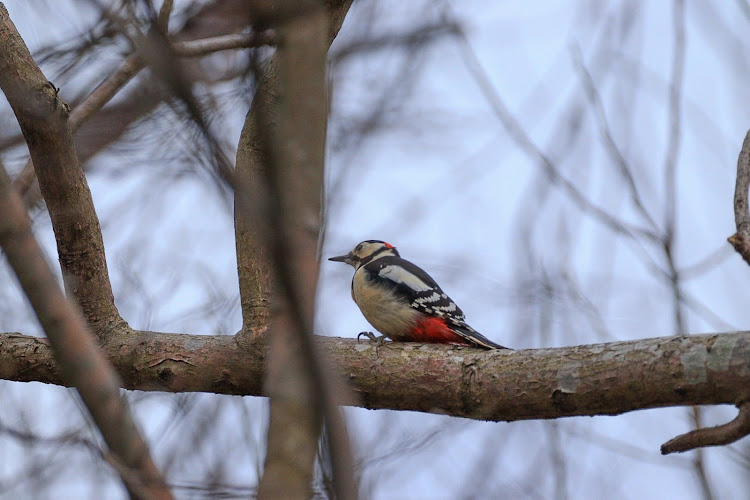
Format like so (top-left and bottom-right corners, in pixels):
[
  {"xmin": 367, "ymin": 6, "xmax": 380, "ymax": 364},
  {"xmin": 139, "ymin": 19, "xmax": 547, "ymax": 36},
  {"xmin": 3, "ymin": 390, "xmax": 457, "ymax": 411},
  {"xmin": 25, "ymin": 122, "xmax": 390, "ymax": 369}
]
[{"xmin": 328, "ymin": 240, "xmax": 509, "ymax": 349}]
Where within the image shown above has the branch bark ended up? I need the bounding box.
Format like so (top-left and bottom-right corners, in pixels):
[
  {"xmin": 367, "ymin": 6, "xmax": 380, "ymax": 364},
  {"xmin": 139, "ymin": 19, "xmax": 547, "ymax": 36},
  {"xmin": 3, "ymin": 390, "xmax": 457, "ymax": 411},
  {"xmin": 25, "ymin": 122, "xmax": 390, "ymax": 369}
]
[
  {"xmin": 233, "ymin": 2, "xmax": 356, "ymax": 497},
  {"xmin": 729, "ymin": 129, "xmax": 750, "ymax": 264},
  {"xmin": 2, "ymin": 330, "xmax": 749, "ymax": 424},
  {"xmin": 233, "ymin": 0, "xmax": 352, "ymax": 340},
  {"xmin": 256, "ymin": 5, "xmax": 330, "ymax": 498},
  {"xmin": 0, "ymin": 3, "xmax": 121, "ymax": 332}
]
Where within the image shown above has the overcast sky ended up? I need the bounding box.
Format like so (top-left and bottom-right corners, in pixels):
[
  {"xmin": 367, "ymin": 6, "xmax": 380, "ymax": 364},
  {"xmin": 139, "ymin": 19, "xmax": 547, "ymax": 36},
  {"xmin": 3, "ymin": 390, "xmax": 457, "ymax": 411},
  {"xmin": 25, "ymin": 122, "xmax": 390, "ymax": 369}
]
[{"xmin": 1, "ymin": 1, "xmax": 750, "ymax": 498}]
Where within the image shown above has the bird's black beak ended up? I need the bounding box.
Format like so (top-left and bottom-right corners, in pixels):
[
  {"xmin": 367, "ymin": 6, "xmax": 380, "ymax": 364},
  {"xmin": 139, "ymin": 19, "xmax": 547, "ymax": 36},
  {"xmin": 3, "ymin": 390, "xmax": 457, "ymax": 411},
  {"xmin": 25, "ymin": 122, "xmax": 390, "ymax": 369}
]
[{"xmin": 328, "ymin": 253, "xmax": 351, "ymax": 263}]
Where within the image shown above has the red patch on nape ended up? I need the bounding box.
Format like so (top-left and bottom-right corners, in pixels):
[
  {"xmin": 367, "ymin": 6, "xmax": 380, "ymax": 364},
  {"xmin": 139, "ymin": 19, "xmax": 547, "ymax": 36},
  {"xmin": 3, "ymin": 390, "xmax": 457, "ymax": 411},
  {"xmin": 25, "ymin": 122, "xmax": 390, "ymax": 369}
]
[
  {"xmin": 410, "ymin": 316, "xmax": 470, "ymax": 345},
  {"xmin": 383, "ymin": 242, "xmax": 394, "ymax": 249}
]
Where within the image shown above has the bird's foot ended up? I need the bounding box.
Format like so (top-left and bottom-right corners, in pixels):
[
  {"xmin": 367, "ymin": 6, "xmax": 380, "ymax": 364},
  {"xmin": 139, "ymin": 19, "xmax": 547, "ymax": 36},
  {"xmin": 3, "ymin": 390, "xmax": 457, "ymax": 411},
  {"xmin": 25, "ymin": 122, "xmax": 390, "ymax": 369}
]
[
  {"xmin": 357, "ymin": 331, "xmax": 382, "ymax": 343},
  {"xmin": 357, "ymin": 331, "xmax": 388, "ymax": 356}
]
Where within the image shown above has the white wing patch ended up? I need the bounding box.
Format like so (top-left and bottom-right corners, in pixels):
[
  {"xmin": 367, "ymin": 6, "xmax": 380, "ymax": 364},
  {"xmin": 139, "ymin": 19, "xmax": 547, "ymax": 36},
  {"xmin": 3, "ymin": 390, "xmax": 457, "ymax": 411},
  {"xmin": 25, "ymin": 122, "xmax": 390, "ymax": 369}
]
[
  {"xmin": 379, "ymin": 265, "xmax": 432, "ymax": 292},
  {"xmin": 413, "ymin": 292, "xmax": 441, "ymax": 304}
]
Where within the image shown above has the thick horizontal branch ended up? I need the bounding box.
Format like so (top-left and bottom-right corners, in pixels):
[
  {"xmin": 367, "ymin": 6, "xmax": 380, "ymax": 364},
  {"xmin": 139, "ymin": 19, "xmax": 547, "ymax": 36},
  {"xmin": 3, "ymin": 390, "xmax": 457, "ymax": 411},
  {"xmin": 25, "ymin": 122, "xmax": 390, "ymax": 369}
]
[{"xmin": 1, "ymin": 330, "xmax": 749, "ymax": 423}]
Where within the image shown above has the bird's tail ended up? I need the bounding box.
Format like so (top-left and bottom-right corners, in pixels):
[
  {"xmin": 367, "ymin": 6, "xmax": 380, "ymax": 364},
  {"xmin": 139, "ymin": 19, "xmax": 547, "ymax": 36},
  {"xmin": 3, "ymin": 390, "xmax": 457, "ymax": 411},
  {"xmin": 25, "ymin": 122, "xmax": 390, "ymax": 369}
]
[{"xmin": 450, "ymin": 323, "xmax": 511, "ymax": 350}]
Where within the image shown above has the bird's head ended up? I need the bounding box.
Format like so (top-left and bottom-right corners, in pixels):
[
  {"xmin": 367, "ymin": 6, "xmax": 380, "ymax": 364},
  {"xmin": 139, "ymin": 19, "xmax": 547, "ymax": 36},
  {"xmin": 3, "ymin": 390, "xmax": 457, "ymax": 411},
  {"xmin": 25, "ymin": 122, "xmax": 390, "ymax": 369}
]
[{"xmin": 328, "ymin": 240, "xmax": 400, "ymax": 269}]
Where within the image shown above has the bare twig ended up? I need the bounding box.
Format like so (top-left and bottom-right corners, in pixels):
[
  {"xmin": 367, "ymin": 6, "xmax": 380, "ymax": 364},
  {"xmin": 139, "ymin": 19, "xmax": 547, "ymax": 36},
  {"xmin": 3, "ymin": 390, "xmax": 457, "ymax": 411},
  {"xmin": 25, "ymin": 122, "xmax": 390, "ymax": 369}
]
[
  {"xmin": 454, "ymin": 29, "xmax": 661, "ymax": 245},
  {"xmin": 728, "ymin": 130, "xmax": 750, "ymax": 264},
  {"xmin": 572, "ymin": 45, "xmax": 660, "ymax": 236},
  {"xmin": 662, "ymin": 401, "xmax": 750, "ymax": 454},
  {"xmin": 174, "ymin": 31, "xmax": 276, "ymax": 57},
  {"xmin": 12, "ymin": 28, "xmax": 275, "ymax": 205},
  {"xmin": 664, "ymin": 0, "xmax": 686, "ymax": 246},
  {"xmin": 71, "ymin": 54, "xmax": 143, "ymax": 129},
  {"xmin": 657, "ymin": 3, "xmax": 714, "ymax": 495},
  {"xmin": 0, "ymin": 420, "xmax": 166, "ymax": 497}
]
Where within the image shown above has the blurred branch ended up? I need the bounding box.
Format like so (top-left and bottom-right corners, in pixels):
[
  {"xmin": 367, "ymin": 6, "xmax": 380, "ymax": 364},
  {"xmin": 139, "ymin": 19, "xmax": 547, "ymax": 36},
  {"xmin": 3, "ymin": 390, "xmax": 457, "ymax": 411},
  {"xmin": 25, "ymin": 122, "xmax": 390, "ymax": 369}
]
[
  {"xmin": 73, "ymin": 31, "xmax": 275, "ymax": 130},
  {"xmin": 174, "ymin": 31, "xmax": 276, "ymax": 56},
  {"xmin": 0, "ymin": 161, "xmax": 169, "ymax": 497},
  {"xmin": 329, "ymin": 20, "xmax": 460, "ymax": 63},
  {"xmin": 663, "ymin": 0, "xmax": 686, "ymax": 246},
  {"xmin": 728, "ymin": 130, "xmax": 750, "ymax": 264},
  {"xmin": 157, "ymin": 0, "xmax": 174, "ymax": 33},
  {"xmin": 256, "ymin": 5, "xmax": 337, "ymax": 498},
  {"xmin": 233, "ymin": 0, "xmax": 350, "ymax": 339},
  {"xmin": 230, "ymin": 2, "xmax": 356, "ymax": 497},
  {"xmin": 454, "ymin": 29, "xmax": 661, "ymax": 245},
  {"xmin": 0, "ymin": 3, "xmax": 123, "ymax": 333},
  {"xmin": 11, "ymin": 30, "xmax": 276, "ymax": 206},
  {"xmin": 2, "ymin": 330, "xmax": 750, "ymax": 429},
  {"xmin": 11, "ymin": 0, "xmax": 276, "ymax": 208},
  {"xmin": 662, "ymin": 401, "xmax": 750, "ymax": 454},
  {"xmin": 572, "ymin": 45, "xmax": 660, "ymax": 235}
]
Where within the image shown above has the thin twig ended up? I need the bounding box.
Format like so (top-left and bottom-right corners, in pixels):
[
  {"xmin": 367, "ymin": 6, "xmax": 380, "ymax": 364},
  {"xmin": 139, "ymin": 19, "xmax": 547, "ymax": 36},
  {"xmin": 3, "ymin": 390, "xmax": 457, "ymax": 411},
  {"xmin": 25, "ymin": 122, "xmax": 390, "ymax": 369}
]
[
  {"xmin": 12, "ymin": 31, "xmax": 275, "ymax": 199},
  {"xmin": 454, "ymin": 29, "xmax": 661, "ymax": 245},
  {"xmin": 174, "ymin": 31, "xmax": 276, "ymax": 57},
  {"xmin": 572, "ymin": 45, "xmax": 661, "ymax": 236},
  {"xmin": 662, "ymin": 402, "xmax": 750, "ymax": 454},
  {"xmin": 71, "ymin": 53, "xmax": 143, "ymax": 129},
  {"xmin": 664, "ymin": 0, "xmax": 686, "ymax": 246}
]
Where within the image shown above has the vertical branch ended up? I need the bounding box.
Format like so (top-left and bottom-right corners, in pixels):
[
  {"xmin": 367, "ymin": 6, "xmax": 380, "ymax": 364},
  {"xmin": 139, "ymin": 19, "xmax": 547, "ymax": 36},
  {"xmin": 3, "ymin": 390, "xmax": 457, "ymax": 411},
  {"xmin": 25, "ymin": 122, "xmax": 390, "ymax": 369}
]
[
  {"xmin": 663, "ymin": 0, "xmax": 687, "ymax": 337},
  {"xmin": 0, "ymin": 164, "xmax": 170, "ymax": 499},
  {"xmin": 663, "ymin": 0, "xmax": 686, "ymax": 245},
  {"xmin": 234, "ymin": 60, "xmax": 276, "ymax": 338},
  {"xmin": 231, "ymin": 2, "xmax": 356, "ymax": 498},
  {"xmin": 234, "ymin": 2, "xmax": 354, "ymax": 342},
  {"xmin": 0, "ymin": 4, "xmax": 123, "ymax": 334},
  {"xmin": 728, "ymin": 130, "xmax": 750, "ymax": 262},
  {"xmin": 157, "ymin": 0, "xmax": 174, "ymax": 32},
  {"xmin": 260, "ymin": 5, "xmax": 357, "ymax": 498}
]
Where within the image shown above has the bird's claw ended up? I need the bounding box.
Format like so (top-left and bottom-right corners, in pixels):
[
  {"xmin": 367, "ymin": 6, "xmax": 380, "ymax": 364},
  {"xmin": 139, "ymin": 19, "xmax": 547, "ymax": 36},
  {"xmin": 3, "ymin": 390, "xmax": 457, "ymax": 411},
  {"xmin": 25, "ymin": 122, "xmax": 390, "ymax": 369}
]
[
  {"xmin": 358, "ymin": 331, "xmax": 387, "ymax": 345},
  {"xmin": 358, "ymin": 331, "xmax": 378, "ymax": 342},
  {"xmin": 357, "ymin": 331, "xmax": 387, "ymax": 356}
]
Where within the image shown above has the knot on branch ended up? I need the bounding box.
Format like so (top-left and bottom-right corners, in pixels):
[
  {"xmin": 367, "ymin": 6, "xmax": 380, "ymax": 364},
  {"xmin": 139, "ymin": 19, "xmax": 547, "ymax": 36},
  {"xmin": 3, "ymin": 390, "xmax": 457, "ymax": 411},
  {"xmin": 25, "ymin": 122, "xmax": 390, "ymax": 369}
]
[{"xmin": 728, "ymin": 232, "xmax": 750, "ymax": 266}]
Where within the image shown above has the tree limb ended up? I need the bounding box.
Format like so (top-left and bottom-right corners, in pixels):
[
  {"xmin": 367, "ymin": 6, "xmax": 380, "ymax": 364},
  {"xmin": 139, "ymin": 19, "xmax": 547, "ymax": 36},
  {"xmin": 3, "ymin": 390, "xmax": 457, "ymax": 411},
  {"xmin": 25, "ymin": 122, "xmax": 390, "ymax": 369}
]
[
  {"xmin": 0, "ymin": 163, "xmax": 170, "ymax": 498},
  {"xmin": 729, "ymin": 129, "xmax": 750, "ymax": 264},
  {"xmin": 2, "ymin": 330, "xmax": 749, "ymax": 427},
  {"xmin": 254, "ymin": 3, "xmax": 357, "ymax": 498},
  {"xmin": 233, "ymin": 0, "xmax": 352, "ymax": 341},
  {"xmin": 0, "ymin": 3, "xmax": 122, "ymax": 332}
]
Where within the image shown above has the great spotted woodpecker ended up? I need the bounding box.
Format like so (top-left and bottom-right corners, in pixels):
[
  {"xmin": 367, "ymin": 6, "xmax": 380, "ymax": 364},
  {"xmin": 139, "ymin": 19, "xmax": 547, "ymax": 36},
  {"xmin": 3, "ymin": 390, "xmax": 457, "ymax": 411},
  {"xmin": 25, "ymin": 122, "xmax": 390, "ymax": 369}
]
[{"xmin": 328, "ymin": 240, "xmax": 509, "ymax": 349}]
